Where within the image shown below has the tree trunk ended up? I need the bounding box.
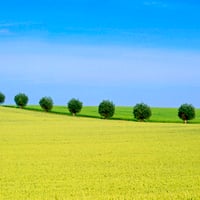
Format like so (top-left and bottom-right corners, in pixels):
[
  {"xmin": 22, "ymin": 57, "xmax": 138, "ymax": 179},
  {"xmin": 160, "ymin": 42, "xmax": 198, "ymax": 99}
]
[
  {"xmin": 139, "ymin": 119, "xmax": 144, "ymax": 122},
  {"xmin": 184, "ymin": 119, "xmax": 187, "ymax": 124}
]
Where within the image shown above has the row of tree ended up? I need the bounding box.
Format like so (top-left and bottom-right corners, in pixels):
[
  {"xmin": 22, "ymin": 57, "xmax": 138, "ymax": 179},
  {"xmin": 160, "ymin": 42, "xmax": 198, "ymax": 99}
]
[{"xmin": 0, "ymin": 92, "xmax": 196, "ymax": 123}]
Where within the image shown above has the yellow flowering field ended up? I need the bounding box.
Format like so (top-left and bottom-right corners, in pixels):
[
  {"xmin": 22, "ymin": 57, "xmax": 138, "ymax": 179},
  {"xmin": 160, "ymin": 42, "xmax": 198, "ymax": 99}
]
[{"xmin": 0, "ymin": 107, "xmax": 200, "ymax": 199}]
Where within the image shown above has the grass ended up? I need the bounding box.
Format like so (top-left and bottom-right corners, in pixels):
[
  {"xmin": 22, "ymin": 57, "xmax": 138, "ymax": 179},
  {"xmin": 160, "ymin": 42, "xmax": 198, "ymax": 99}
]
[
  {"xmin": 1, "ymin": 106, "xmax": 200, "ymax": 199},
  {"xmin": 9, "ymin": 105, "xmax": 200, "ymax": 124}
]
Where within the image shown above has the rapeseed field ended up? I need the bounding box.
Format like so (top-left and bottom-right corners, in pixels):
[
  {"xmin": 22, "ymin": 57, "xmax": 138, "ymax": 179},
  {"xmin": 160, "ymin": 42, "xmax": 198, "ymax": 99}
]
[{"xmin": 0, "ymin": 107, "xmax": 200, "ymax": 199}]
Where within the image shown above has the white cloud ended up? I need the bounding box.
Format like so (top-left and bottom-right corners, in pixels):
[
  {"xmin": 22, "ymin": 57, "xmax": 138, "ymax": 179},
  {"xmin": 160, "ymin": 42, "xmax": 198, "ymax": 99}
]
[
  {"xmin": 0, "ymin": 28, "xmax": 11, "ymax": 35},
  {"xmin": 0, "ymin": 22, "xmax": 44, "ymax": 35},
  {"xmin": 0, "ymin": 40, "xmax": 200, "ymax": 87},
  {"xmin": 1, "ymin": 40, "xmax": 200, "ymax": 106},
  {"xmin": 0, "ymin": 22, "xmax": 40, "ymax": 28}
]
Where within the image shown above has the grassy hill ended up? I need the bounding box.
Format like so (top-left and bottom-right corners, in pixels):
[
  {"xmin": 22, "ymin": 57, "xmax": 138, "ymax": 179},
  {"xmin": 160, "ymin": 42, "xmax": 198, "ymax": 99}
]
[{"xmin": 15, "ymin": 105, "xmax": 200, "ymax": 123}]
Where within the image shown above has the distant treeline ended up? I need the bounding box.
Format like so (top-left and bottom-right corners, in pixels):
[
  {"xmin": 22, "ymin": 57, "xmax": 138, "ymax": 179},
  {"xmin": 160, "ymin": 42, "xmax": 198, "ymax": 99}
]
[{"xmin": 0, "ymin": 92, "xmax": 197, "ymax": 123}]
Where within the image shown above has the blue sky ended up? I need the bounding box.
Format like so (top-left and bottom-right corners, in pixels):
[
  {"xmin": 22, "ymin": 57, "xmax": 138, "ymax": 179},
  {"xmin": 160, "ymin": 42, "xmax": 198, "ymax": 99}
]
[{"xmin": 1, "ymin": 0, "xmax": 200, "ymax": 107}]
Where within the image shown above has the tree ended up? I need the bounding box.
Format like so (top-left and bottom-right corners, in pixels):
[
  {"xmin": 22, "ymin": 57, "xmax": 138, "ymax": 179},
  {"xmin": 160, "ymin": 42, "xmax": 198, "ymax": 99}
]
[
  {"xmin": 133, "ymin": 103, "xmax": 152, "ymax": 121},
  {"xmin": 178, "ymin": 103, "xmax": 195, "ymax": 124},
  {"xmin": 98, "ymin": 100, "xmax": 115, "ymax": 119},
  {"xmin": 67, "ymin": 98, "xmax": 83, "ymax": 116},
  {"xmin": 0, "ymin": 92, "xmax": 5, "ymax": 104},
  {"xmin": 14, "ymin": 93, "xmax": 28, "ymax": 108},
  {"xmin": 39, "ymin": 97, "xmax": 53, "ymax": 112}
]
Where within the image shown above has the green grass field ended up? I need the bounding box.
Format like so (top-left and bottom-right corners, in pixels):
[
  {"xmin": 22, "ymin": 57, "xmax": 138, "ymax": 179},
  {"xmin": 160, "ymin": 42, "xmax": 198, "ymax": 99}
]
[
  {"xmin": 1, "ymin": 106, "xmax": 200, "ymax": 199},
  {"xmin": 23, "ymin": 105, "xmax": 200, "ymax": 123}
]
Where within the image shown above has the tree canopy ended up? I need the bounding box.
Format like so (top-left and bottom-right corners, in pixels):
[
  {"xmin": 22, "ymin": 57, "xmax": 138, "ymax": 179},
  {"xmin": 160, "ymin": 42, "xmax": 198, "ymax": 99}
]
[
  {"xmin": 98, "ymin": 100, "xmax": 115, "ymax": 119},
  {"xmin": 39, "ymin": 97, "xmax": 54, "ymax": 112},
  {"xmin": 178, "ymin": 103, "xmax": 195, "ymax": 123},
  {"xmin": 133, "ymin": 103, "xmax": 152, "ymax": 121},
  {"xmin": 0, "ymin": 92, "xmax": 5, "ymax": 104},
  {"xmin": 67, "ymin": 98, "xmax": 83, "ymax": 116},
  {"xmin": 14, "ymin": 93, "xmax": 29, "ymax": 108}
]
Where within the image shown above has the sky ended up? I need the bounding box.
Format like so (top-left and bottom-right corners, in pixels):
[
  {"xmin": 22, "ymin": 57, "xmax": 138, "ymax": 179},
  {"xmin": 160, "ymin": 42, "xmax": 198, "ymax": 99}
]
[{"xmin": 1, "ymin": 0, "xmax": 200, "ymax": 107}]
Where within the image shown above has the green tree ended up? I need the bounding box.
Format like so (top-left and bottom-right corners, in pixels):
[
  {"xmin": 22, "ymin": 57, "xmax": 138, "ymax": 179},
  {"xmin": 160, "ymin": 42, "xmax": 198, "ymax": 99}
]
[
  {"xmin": 98, "ymin": 100, "xmax": 115, "ymax": 119},
  {"xmin": 133, "ymin": 103, "xmax": 152, "ymax": 121},
  {"xmin": 14, "ymin": 93, "xmax": 29, "ymax": 108},
  {"xmin": 39, "ymin": 97, "xmax": 54, "ymax": 112},
  {"xmin": 178, "ymin": 103, "xmax": 195, "ymax": 124},
  {"xmin": 67, "ymin": 98, "xmax": 83, "ymax": 116},
  {"xmin": 0, "ymin": 92, "xmax": 5, "ymax": 104}
]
